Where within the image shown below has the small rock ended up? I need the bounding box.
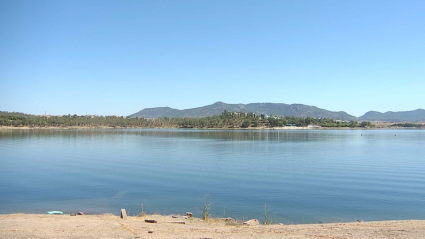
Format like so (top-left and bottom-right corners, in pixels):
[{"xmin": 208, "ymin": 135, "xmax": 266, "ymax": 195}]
[
  {"xmin": 148, "ymin": 230, "xmax": 153, "ymax": 233},
  {"xmin": 243, "ymin": 219, "xmax": 259, "ymax": 225},
  {"xmin": 186, "ymin": 212, "xmax": 193, "ymax": 218},
  {"xmin": 172, "ymin": 215, "xmax": 178, "ymax": 218}
]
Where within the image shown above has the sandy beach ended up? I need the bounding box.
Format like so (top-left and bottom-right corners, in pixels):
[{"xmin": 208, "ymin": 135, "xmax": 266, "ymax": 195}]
[{"xmin": 1, "ymin": 214, "xmax": 425, "ymax": 238}]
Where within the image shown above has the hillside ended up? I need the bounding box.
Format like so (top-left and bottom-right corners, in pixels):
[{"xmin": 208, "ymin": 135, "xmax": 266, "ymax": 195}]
[
  {"xmin": 359, "ymin": 109, "xmax": 425, "ymax": 122},
  {"xmin": 129, "ymin": 102, "xmax": 358, "ymax": 121}
]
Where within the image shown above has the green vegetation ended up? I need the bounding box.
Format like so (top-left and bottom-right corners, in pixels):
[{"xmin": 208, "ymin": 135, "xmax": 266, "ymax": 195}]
[
  {"xmin": 138, "ymin": 203, "xmax": 146, "ymax": 217},
  {"xmin": 0, "ymin": 111, "xmax": 171, "ymax": 128},
  {"xmin": 176, "ymin": 111, "xmax": 375, "ymax": 128},
  {"xmin": 196, "ymin": 194, "xmax": 213, "ymax": 220},
  {"xmin": 0, "ymin": 110, "xmax": 375, "ymax": 128},
  {"xmin": 263, "ymin": 204, "xmax": 270, "ymax": 225}
]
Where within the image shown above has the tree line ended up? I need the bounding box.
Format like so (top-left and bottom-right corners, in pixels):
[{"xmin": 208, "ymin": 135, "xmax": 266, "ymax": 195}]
[{"xmin": 0, "ymin": 110, "xmax": 374, "ymax": 128}]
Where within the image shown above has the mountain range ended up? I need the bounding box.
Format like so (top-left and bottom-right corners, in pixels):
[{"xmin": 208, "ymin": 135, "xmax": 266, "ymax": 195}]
[
  {"xmin": 129, "ymin": 102, "xmax": 425, "ymax": 122},
  {"xmin": 359, "ymin": 109, "xmax": 425, "ymax": 122}
]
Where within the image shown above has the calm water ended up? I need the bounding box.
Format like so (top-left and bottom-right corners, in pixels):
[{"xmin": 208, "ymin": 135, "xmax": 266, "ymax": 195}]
[{"xmin": 0, "ymin": 129, "xmax": 424, "ymax": 224}]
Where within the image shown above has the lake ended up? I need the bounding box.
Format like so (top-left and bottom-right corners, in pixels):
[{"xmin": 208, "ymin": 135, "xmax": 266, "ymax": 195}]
[{"xmin": 0, "ymin": 128, "xmax": 424, "ymax": 224}]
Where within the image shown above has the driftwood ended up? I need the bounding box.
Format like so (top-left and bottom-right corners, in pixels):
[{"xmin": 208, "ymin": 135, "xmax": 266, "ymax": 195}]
[{"xmin": 145, "ymin": 219, "xmax": 157, "ymax": 223}]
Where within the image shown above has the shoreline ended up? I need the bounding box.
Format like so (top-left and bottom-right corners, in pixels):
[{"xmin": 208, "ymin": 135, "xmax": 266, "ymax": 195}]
[
  {"xmin": 0, "ymin": 125, "xmax": 420, "ymax": 130},
  {"xmin": 1, "ymin": 214, "xmax": 424, "ymax": 238}
]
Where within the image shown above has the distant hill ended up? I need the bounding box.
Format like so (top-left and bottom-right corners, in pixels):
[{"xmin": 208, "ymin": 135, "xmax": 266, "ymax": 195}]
[
  {"xmin": 359, "ymin": 109, "xmax": 425, "ymax": 122},
  {"xmin": 129, "ymin": 101, "xmax": 358, "ymax": 121}
]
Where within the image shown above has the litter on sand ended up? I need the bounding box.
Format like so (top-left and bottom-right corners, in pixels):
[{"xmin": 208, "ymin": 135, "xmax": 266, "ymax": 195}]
[{"xmin": 47, "ymin": 211, "xmax": 63, "ymax": 215}]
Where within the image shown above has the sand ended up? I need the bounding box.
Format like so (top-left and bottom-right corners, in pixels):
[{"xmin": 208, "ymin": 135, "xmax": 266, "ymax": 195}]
[{"xmin": 1, "ymin": 214, "xmax": 425, "ymax": 238}]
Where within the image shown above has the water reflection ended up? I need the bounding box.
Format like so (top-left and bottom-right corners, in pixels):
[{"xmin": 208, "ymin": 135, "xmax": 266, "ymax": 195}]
[{"xmin": 1, "ymin": 128, "xmax": 350, "ymax": 142}]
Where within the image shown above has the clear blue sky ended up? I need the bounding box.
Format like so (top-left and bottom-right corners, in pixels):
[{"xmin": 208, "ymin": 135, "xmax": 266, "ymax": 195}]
[{"xmin": 1, "ymin": 0, "xmax": 424, "ymax": 117}]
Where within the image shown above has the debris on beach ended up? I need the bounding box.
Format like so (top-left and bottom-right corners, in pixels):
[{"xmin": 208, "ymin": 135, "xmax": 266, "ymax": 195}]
[
  {"xmin": 243, "ymin": 219, "xmax": 259, "ymax": 225},
  {"xmin": 47, "ymin": 211, "xmax": 63, "ymax": 215},
  {"xmin": 120, "ymin": 209, "xmax": 127, "ymax": 219},
  {"xmin": 145, "ymin": 219, "xmax": 157, "ymax": 223},
  {"xmin": 167, "ymin": 222, "xmax": 185, "ymax": 224},
  {"xmin": 215, "ymin": 217, "xmax": 235, "ymax": 223}
]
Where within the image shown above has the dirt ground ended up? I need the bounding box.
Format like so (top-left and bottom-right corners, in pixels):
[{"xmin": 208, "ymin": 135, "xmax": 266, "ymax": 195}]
[{"xmin": 1, "ymin": 214, "xmax": 425, "ymax": 239}]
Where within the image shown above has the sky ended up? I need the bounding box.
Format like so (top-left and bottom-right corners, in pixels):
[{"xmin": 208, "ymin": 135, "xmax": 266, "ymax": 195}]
[{"xmin": 1, "ymin": 0, "xmax": 424, "ymax": 117}]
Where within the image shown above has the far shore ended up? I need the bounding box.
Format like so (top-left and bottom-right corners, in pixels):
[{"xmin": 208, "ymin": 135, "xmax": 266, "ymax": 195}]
[
  {"xmin": 1, "ymin": 213, "xmax": 424, "ymax": 238},
  {"xmin": 0, "ymin": 123, "xmax": 419, "ymax": 131}
]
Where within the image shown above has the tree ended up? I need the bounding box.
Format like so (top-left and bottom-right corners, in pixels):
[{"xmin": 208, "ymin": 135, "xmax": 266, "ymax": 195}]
[
  {"xmin": 361, "ymin": 121, "xmax": 371, "ymax": 127},
  {"xmin": 241, "ymin": 119, "xmax": 251, "ymax": 128},
  {"xmin": 349, "ymin": 121, "xmax": 358, "ymax": 127}
]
